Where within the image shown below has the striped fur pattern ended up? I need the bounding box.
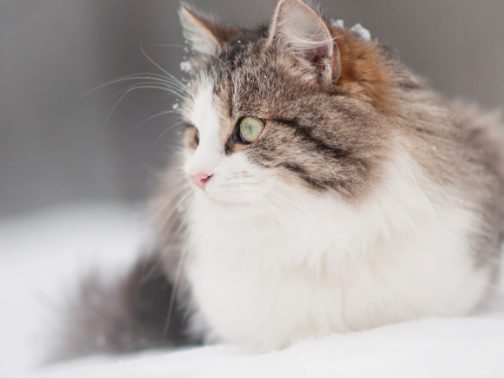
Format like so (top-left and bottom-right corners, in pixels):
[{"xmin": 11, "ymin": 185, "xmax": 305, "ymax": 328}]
[
  {"xmin": 173, "ymin": 0, "xmax": 504, "ymax": 350},
  {"xmin": 61, "ymin": 0, "xmax": 504, "ymax": 358}
]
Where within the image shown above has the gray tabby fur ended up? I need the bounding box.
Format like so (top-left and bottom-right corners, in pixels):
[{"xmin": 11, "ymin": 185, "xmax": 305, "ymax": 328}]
[{"xmin": 55, "ymin": 0, "xmax": 504, "ymax": 360}]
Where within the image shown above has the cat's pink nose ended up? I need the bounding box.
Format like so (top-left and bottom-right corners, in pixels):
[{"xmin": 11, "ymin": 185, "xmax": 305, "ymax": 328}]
[{"xmin": 189, "ymin": 172, "xmax": 212, "ymax": 190}]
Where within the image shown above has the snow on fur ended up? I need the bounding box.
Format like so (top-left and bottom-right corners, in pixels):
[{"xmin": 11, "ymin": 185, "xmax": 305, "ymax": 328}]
[
  {"xmin": 180, "ymin": 61, "xmax": 192, "ymax": 73},
  {"xmin": 350, "ymin": 23, "xmax": 371, "ymax": 41},
  {"xmin": 330, "ymin": 19, "xmax": 344, "ymax": 29}
]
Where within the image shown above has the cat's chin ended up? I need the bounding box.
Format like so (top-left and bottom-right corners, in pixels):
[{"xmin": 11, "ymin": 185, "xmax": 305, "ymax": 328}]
[{"xmin": 199, "ymin": 194, "xmax": 267, "ymax": 219}]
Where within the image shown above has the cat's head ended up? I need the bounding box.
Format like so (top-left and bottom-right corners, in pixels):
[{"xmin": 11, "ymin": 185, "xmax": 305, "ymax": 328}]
[{"xmin": 177, "ymin": 0, "xmax": 413, "ymax": 216}]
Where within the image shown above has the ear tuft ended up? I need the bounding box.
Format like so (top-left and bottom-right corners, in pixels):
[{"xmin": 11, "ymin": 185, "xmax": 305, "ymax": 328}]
[
  {"xmin": 268, "ymin": 0, "xmax": 340, "ymax": 86},
  {"xmin": 179, "ymin": 5, "xmax": 221, "ymax": 55},
  {"xmin": 179, "ymin": 5, "xmax": 239, "ymax": 56}
]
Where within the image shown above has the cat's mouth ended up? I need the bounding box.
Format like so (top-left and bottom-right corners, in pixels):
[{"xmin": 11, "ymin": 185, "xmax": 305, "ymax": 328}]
[
  {"xmin": 197, "ymin": 186, "xmax": 264, "ymax": 213},
  {"xmin": 204, "ymin": 192, "xmax": 251, "ymax": 207}
]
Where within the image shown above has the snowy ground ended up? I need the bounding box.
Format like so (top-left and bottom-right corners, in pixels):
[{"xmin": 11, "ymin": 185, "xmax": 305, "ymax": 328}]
[{"xmin": 1, "ymin": 204, "xmax": 504, "ymax": 378}]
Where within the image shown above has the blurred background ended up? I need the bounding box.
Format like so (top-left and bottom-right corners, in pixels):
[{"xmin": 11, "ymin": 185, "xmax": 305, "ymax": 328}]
[{"xmin": 2, "ymin": 0, "xmax": 504, "ymax": 217}]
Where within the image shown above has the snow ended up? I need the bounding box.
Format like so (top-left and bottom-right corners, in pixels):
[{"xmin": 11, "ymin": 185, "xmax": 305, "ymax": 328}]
[
  {"xmin": 350, "ymin": 23, "xmax": 372, "ymax": 41},
  {"xmin": 1, "ymin": 204, "xmax": 504, "ymax": 377},
  {"xmin": 180, "ymin": 61, "xmax": 192, "ymax": 73},
  {"xmin": 329, "ymin": 20, "xmax": 372, "ymax": 41},
  {"xmin": 0, "ymin": 204, "xmax": 146, "ymax": 377},
  {"xmin": 330, "ymin": 19, "xmax": 344, "ymax": 29}
]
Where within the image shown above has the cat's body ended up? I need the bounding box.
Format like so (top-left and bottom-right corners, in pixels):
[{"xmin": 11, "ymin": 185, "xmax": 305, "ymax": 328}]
[{"xmin": 59, "ymin": 0, "xmax": 504, "ymax": 359}]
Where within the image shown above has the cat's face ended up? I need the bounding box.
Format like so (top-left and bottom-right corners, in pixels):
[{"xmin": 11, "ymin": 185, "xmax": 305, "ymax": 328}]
[{"xmin": 179, "ymin": 0, "xmax": 396, "ymax": 214}]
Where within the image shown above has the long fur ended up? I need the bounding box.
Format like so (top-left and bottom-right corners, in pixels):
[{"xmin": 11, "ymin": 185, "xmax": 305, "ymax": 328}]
[
  {"xmin": 53, "ymin": 254, "xmax": 200, "ymax": 361},
  {"xmin": 59, "ymin": 0, "xmax": 504, "ymax": 359}
]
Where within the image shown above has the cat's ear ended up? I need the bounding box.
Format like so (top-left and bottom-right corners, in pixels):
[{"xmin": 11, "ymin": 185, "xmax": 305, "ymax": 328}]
[
  {"xmin": 267, "ymin": 0, "xmax": 340, "ymax": 87},
  {"xmin": 179, "ymin": 5, "xmax": 238, "ymax": 56}
]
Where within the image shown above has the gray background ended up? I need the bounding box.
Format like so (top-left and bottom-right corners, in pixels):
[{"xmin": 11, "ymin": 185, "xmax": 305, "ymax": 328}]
[{"xmin": 1, "ymin": 0, "xmax": 504, "ymax": 217}]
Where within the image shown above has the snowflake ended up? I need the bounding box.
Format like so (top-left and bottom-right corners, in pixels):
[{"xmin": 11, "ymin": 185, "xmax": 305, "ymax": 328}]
[
  {"xmin": 349, "ymin": 23, "xmax": 371, "ymax": 41},
  {"xmin": 180, "ymin": 61, "xmax": 192, "ymax": 73}
]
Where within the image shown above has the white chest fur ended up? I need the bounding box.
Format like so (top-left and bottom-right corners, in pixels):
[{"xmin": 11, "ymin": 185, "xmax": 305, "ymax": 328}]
[{"xmin": 185, "ymin": 181, "xmax": 489, "ymax": 351}]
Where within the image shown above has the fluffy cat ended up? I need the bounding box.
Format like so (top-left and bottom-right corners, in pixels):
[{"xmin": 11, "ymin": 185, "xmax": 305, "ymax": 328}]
[{"xmin": 58, "ymin": 0, "xmax": 504, "ymax": 359}]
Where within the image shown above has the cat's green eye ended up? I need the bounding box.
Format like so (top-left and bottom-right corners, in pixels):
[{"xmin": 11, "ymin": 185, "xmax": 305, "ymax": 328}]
[{"xmin": 239, "ymin": 117, "xmax": 264, "ymax": 143}]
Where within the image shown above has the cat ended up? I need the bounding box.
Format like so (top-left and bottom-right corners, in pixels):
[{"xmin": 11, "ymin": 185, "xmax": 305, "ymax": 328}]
[{"xmin": 56, "ymin": 0, "xmax": 504, "ymax": 359}]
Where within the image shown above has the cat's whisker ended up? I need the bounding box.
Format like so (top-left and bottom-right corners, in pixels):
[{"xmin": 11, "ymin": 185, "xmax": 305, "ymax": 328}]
[
  {"xmin": 157, "ymin": 171, "xmax": 189, "ymax": 180},
  {"xmin": 140, "ymin": 195, "xmax": 195, "ymax": 336},
  {"xmin": 154, "ymin": 121, "xmax": 186, "ymax": 146},
  {"xmin": 216, "ymin": 180, "xmax": 262, "ymax": 189},
  {"xmin": 157, "ymin": 189, "xmax": 194, "ymax": 233},
  {"xmin": 150, "ymin": 184, "xmax": 192, "ymax": 225},
  {"xmin": 158, "ymin": 195, "xmax": 194, "ymax": 259},
  {"xmin": 162, "ymin": 199, "xmax": 197, "ymax": 339},
  {"xmin": 109, "ymin": 71, "xmax": 186, "ymax": 85},
  {"xmin": 82, "ymin": 74, "xmax": 187, "ymax": 99},
  {"xmin": 148, "ymin": 43, "xmax": 188, "ymax": 49},
  {"xmin": 140, "ymin": 45, "xmax": 189, "ymax": 92},
  {"xmin": 110, "ymin": 82, "xmax": 187, "ymax": 100},
  {"xmin": 135, "ymin": 111, "xmax": 179, "ymax": 131},
  {"xmin": 117, "ymin": 71, "xmax": 186, "ymax": 82},
  {"xmin": 103, "ymin": 85, "xmax": 187, "ymax": 127},
  {"xmin": 163, "ymin": 242, "xmax": 190, "ymax": 339},
  {"xmin": 119, "ymin": 77, "xmax": 187, "ymax": 94},
  {"xmin": 155, "ymin": 183, "xmax": 191, "ymax": 212}
]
